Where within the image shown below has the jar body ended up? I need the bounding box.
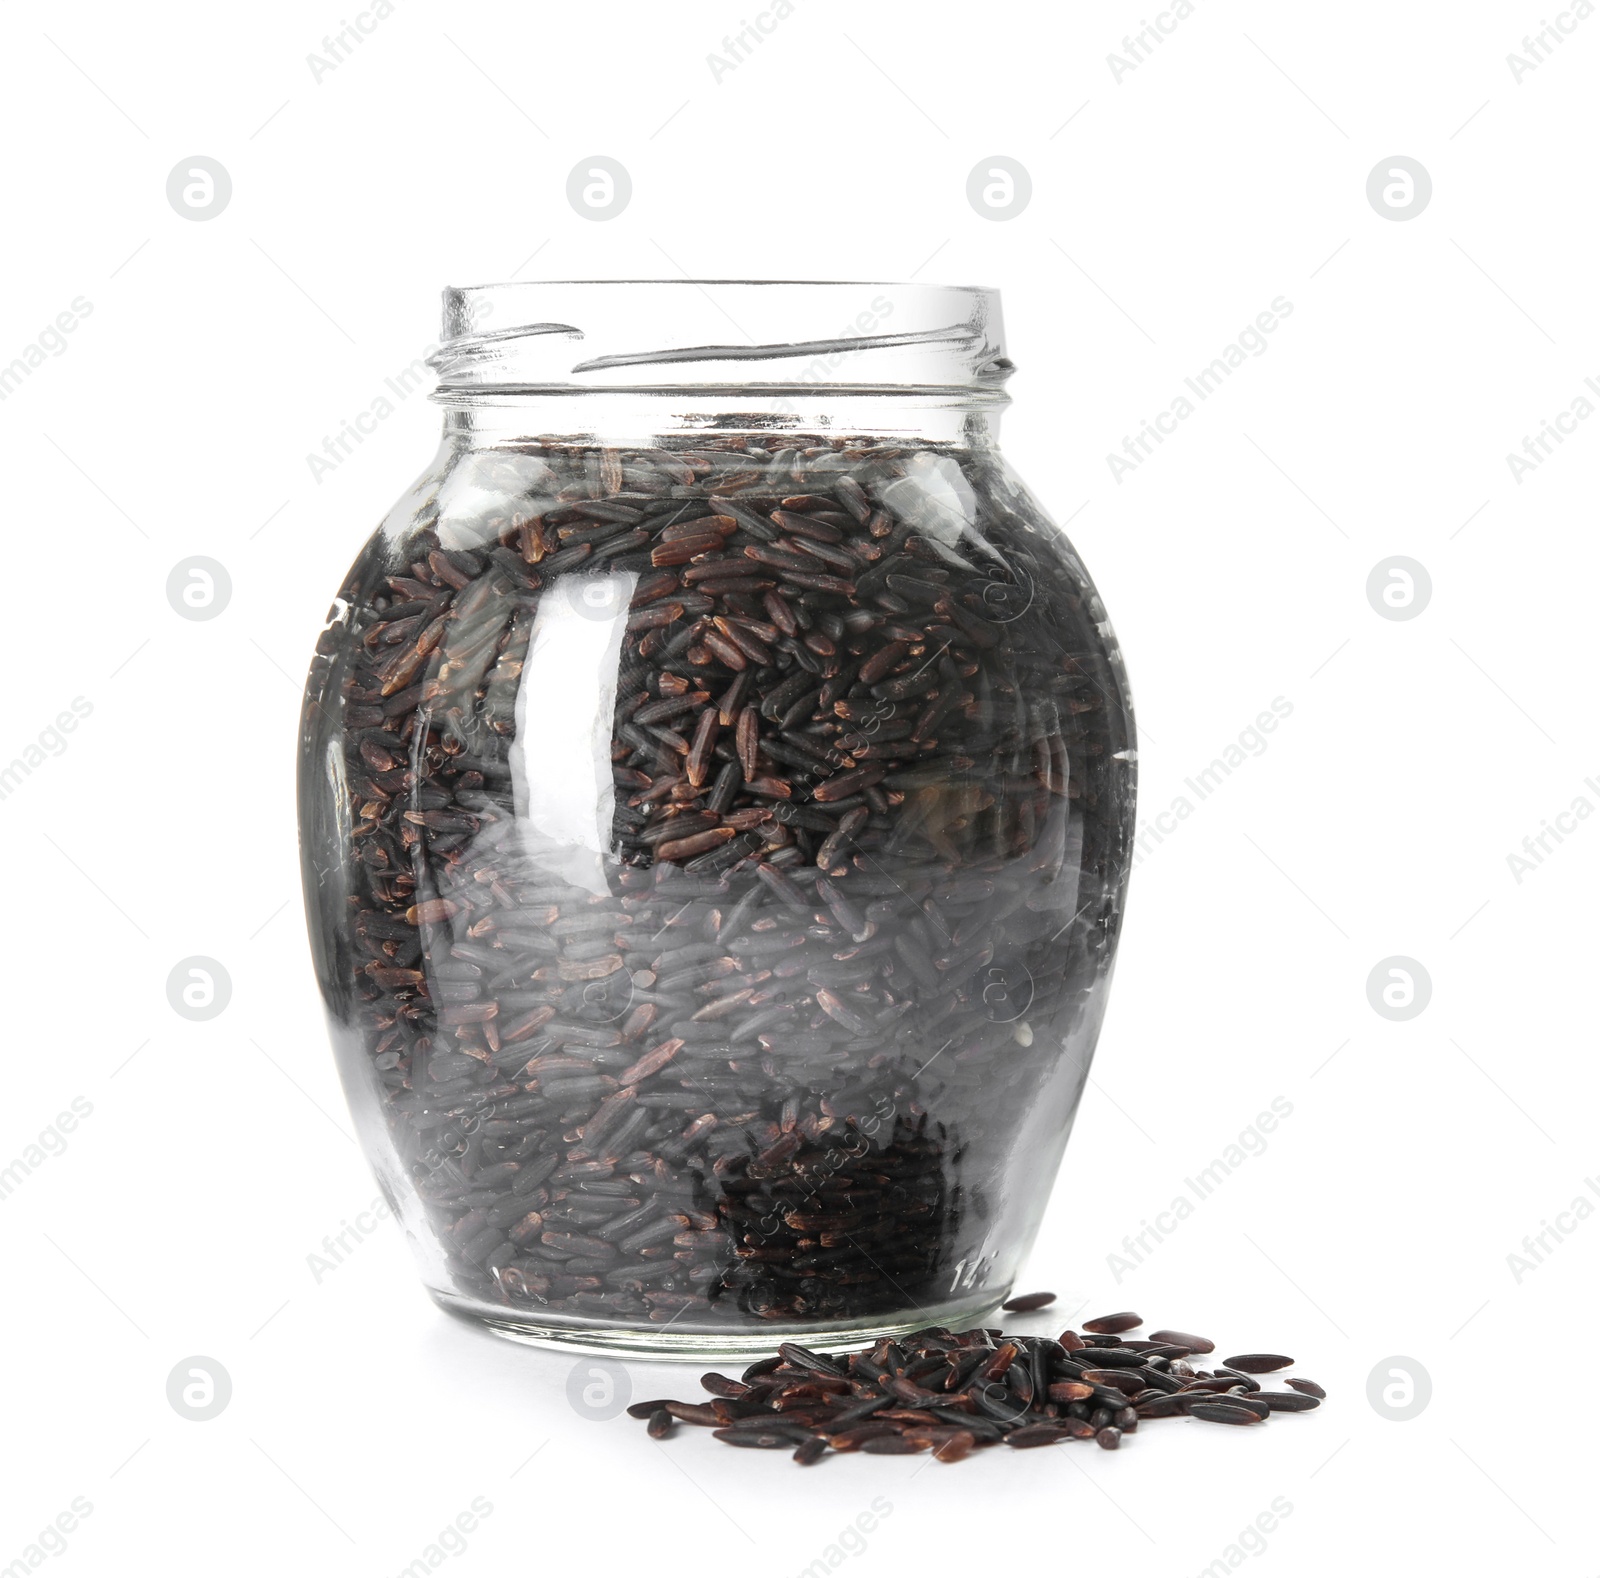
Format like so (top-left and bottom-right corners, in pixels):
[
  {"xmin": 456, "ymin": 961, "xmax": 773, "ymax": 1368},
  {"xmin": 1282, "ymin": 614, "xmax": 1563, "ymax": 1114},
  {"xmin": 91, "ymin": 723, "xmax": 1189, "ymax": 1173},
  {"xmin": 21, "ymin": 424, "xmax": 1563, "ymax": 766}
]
[{"xmin": 299, "ymin": 387, "xmax": 1135, "ymax": 1355}]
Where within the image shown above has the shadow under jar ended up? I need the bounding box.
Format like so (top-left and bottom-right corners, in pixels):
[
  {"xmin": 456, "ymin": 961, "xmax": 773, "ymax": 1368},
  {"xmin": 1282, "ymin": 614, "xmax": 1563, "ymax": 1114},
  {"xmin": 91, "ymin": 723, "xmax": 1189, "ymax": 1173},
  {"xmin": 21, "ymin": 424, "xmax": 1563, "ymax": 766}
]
[{"xmin": 298, "ymin": 281, "xmax": 1137, "ymax": 1357}]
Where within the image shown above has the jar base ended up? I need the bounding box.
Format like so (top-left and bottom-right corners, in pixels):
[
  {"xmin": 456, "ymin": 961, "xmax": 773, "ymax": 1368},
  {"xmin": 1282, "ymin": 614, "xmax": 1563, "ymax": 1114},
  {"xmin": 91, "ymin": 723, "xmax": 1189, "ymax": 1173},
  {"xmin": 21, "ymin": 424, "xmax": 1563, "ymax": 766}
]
[{"xmin": 430, "ymin": 1287, "xmax": 1008, "ymax": 1362}]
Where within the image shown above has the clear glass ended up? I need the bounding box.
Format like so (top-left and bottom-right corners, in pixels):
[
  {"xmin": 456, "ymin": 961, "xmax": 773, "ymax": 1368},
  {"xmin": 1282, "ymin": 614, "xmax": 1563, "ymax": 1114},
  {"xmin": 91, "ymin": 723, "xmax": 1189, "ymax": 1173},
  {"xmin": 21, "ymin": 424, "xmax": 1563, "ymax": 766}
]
[{"xmin": 298, "ymin": 282, "xmax": 1136, "ymax": 1356}]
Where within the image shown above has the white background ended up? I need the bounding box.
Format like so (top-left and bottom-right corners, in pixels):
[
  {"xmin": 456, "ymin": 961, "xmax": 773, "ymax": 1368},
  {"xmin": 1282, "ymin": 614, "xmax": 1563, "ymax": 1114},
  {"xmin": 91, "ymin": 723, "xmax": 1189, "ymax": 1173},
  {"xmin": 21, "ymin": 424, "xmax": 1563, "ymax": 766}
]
[{"xmin": 2, "ymin": 1, "xmax": 1595, "ymax": 1574}]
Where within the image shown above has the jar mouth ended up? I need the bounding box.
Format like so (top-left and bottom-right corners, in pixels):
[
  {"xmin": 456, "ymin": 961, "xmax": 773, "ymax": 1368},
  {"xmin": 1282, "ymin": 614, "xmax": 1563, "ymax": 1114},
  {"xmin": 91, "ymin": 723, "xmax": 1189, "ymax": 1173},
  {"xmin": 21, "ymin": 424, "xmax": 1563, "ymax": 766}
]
[{"xmin": 428, "ymin": 280, "xmax": 1013, "ymax": 398}]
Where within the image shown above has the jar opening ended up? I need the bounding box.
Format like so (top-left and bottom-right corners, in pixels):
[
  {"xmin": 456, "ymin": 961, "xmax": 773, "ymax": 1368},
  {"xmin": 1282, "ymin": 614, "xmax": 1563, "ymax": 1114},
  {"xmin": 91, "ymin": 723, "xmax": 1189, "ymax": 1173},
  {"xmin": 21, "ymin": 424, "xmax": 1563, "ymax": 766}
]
[{"xmin": 427, "ymin": 280, "xmax": 1013, "ymax": 400}]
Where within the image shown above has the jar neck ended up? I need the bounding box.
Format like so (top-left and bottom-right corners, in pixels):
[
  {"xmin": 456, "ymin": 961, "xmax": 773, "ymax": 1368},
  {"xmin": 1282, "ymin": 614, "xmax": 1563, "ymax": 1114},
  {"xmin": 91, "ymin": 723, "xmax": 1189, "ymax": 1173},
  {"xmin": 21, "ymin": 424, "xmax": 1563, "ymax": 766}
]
[{"xmin": 436, "ymin": 389, "xmax": 1007, "ymax": 451}]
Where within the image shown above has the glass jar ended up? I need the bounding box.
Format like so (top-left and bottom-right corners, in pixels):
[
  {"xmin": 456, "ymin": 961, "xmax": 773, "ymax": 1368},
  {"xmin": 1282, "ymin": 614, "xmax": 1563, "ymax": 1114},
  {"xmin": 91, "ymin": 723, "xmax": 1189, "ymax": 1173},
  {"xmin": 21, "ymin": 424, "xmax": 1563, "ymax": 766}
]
[{"xmin": 298, "ymin": 281, "xmax": 1137, "ymax": 1356}]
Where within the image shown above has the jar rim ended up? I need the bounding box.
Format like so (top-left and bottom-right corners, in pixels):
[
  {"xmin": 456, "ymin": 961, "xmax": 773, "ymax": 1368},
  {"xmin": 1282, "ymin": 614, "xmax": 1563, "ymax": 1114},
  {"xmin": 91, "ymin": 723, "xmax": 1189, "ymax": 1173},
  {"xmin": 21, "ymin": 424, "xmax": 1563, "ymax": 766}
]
[
  {"xmin": 449, "ymin": 278, "xmax": 997, "ymax": 290},
  {"xmin": 429, "ymin": 280, "xmax": 1013, "ymax": 397}
]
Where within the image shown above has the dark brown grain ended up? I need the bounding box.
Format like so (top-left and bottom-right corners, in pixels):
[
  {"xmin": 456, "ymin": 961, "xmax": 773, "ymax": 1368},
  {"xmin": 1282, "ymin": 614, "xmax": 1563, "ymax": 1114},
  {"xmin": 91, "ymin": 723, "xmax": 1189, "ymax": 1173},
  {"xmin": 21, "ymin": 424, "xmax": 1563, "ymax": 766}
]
[
  {"xmin": 1187, "ymin": 1403, "xmax": 1265, "ymax": 1425},
  {"xmin": 1083, "ymin": 1311, "xmax": 1143, "ymax": 1335},
  {"xmin": 1001, "ymin": 1290, "xmax": 1057, "ymax": 1313}
]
